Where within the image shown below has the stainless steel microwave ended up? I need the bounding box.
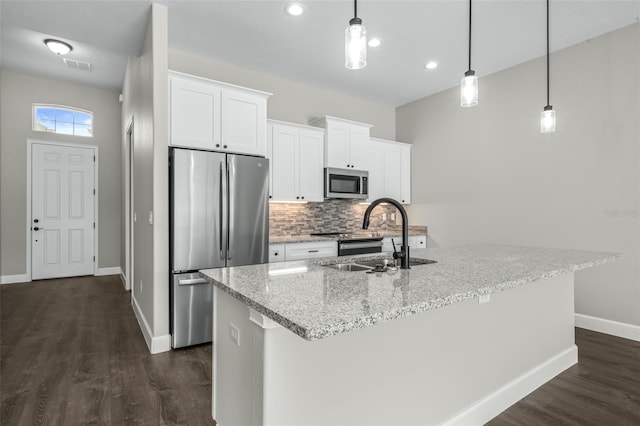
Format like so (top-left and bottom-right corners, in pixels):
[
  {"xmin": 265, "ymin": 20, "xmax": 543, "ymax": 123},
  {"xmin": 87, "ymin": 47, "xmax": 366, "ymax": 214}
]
[{"xmin": 324, "ymin": 168, "xmax": 368, "ymax": 199}]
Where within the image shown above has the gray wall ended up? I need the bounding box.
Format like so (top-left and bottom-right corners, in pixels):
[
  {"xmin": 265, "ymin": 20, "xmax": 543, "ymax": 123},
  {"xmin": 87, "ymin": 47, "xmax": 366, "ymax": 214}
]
[
  {"xmin": 397, "ymin": 23, "xmax": 640, "ymax": 327},
  {"xmin": 0, "ymin": 70, "xmax": 122, "ymax": 276},
  {"xmin": 121, "ymin": 3, "xmax": 170, "ymax": 350},
  {"xmin": 168, "ymin": 49, "xmax": 396, "ymax": 140}
]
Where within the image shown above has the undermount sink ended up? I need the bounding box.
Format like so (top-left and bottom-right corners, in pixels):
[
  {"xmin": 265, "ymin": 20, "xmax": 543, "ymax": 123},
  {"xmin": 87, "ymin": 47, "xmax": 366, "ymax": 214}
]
[
  {"xmin": 354, "ymin": 257, "xmax": 438, "ymax": 268},
  {"xmin": 324, "ymin": 258, "xmax": 437, "ymax": 272},
  {"xmin": 325, "ymin": 263, "xmax": 372, "ymax": 272}
]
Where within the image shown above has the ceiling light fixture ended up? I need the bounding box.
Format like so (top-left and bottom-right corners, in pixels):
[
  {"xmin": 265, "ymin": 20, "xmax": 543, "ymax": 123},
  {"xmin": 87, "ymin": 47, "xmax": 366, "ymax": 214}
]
[
  {"xmin": 425, "ymin": 61, "xmax": 438, "ymax": 70},
  {"xmin": 461, "ymin": 0, "xmax": 478, "ymax": 107},
  {"xmin": 44, "ymin": 39, "xmax": 73, "ymax": 55},
  {"xmin": 285, "ymin": 4, "xmax": 303, "ymax": 16},
  {"xmin": 368, "ymin": 38, "xmax": 381, "ymax": 48},
  {"xmin": 345, "ymin": 0, "xmax": 366, "ymax": 70},
  {"xmin": 540, "ymin": 0, "xmax": 556, "ymax": 133}
]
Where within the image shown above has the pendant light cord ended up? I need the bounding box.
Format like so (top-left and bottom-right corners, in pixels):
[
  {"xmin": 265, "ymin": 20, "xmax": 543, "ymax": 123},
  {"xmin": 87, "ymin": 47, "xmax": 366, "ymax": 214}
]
[
  {"xmin": 468, "ymin": 0, "xmax": 472, "ymax": 71},
  {"xmin": 546, "ymin": 0, "xmax": 550, "ymax": 107},
  {"xmin": 354, "ymin": 0, "xmax": 358, "ymax": 19}
]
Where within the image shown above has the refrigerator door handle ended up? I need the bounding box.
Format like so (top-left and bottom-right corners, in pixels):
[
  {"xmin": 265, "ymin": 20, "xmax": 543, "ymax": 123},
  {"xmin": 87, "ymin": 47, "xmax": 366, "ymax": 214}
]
[
  {"xmin": 227, "ymin": 159, "xmax": 233, "ymax": 261},
  {"xmin": 219, "ymin": 162, "xmax": 225, "ymax": 260}
]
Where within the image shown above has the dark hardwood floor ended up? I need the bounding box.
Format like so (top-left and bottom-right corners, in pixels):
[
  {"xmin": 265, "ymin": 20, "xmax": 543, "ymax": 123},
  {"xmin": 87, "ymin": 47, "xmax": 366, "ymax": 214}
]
[
  {"xmin": 1, "ymin": 275, "xmax": 638, "ymax": 425},
  {"xmin": 1, "ymin": 275, "xmax": 214, "ymax": 425},
  {"xmin": 489, "ymin": 327, "xmax": 640, "ymax": 426}
]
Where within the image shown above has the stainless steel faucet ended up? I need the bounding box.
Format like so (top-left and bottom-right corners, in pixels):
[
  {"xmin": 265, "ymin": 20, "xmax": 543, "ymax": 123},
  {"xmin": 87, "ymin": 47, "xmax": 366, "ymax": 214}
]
[{"xmin": 362, "ymin": 198, "xmax": 410, "ymax": 269}]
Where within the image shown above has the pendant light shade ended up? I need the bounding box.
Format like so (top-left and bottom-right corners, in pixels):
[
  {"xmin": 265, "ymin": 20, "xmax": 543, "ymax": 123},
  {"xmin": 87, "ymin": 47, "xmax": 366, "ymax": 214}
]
[
  {"xmin": 461, "ymin": 70, "xmax": 478, "ymax": 107},
  {"xmin": 540, "ymin": 0, "xmax": 556, "ymax": 133},
  {"xmin": 345, "ymin": 0, "xmax": 366, "ymax": 70},
  {"xmin": 541, "ymin": 105, "xmax": 556, "ymax": 133},
  {"xmin": 461, "ymin": 0, "xmax": 478, "ymax": 107}
]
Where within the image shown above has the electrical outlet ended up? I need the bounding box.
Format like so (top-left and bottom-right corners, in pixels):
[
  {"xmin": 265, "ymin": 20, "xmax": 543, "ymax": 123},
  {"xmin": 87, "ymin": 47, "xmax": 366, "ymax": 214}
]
[
  {"xmin": 229, "ymin": 323, "xmax": 240, "ymax": 346},
  {"xmin": 148, "ymin": 211, "xmax": 153, "ymax": 225},
  {"xmin": 479, "ymin": 294, "xmax": 490, "ymax": 304},
  {"xmin": 133, "ymin": 212, "xmax": 137, "ymax": 223},
  {"xmin": 139, "ymin": 280, "xmax": 143, "ymax": 293}
]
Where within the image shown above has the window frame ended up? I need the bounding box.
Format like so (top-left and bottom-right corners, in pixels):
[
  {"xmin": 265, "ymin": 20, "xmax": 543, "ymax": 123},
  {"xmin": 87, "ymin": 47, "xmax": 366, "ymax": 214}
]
[{"xmin": 32, "ymin": 104, "xmax": 94, "ymax": 138}]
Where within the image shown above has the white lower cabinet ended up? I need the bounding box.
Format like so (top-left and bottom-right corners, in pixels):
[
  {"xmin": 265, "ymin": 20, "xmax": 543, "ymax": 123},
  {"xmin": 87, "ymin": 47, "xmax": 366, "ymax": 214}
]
[
  {"xmin": 368, "ymin": 138, "xmax": 411, "ymax": 204},
  {"xmin": 283, "ymin": 241, "xmax": 338, "ymax": 261},
  {"xmin": 269, "ymin": 244, "xmax": 285, "ymax": 263}
]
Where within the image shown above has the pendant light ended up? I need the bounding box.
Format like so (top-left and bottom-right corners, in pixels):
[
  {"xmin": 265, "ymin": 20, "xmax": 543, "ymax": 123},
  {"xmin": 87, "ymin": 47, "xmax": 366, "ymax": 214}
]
[
  {"xmin": 540, "ymin": 0, "xmax": 556, "ymax": 133},
  {"xmin": 461, "ymin": 0, "xmax": 478, "ymax": 107},
  {"xmin": 345, "ymin": 0, "xmax": 366, "ymax": 70}
]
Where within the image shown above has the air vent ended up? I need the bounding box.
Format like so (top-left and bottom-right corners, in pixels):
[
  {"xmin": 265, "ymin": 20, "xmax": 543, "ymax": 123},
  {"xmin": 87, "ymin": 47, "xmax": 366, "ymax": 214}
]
[{"xmin": 63, "ymin": 58, "xmax": 92, "ymax": 72}]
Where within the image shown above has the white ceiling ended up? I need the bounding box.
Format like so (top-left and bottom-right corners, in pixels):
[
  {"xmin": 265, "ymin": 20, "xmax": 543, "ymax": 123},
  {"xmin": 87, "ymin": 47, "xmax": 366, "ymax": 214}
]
[{"xmin": 2, "ymin": 1, "xmax": 639, "ymax": 106}]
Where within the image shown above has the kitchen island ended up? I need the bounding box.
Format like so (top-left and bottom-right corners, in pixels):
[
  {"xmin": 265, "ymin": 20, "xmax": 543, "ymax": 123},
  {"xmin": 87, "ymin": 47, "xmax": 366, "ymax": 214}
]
[{"xmin": 200, "ymin": 245, "xmax": 618, "ymax": 425}]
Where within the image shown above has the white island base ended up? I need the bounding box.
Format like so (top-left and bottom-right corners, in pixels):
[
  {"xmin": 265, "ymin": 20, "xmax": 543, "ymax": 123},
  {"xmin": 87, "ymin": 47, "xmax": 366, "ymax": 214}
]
[{"xmin": 212, "ymin": 272, "xmax": 576, "ymax": 426}]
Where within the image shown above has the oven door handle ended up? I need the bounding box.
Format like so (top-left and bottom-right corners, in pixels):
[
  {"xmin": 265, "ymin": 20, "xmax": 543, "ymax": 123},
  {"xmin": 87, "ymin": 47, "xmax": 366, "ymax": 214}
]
[{"xmin": 339, "ymin": 241, "xmax": 383, "ymax": 250}]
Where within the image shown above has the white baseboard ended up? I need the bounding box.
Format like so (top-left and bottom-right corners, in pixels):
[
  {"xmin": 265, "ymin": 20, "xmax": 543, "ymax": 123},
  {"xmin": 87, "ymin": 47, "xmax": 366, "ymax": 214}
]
[
  {"xmin": 575, "ymin": 313, "xmax": 640, "ymax": 342},
  {"xmin": 131, "ymin": 294, "xmax": 171, "ymax": 354},
  {"xmin": 443, "ymin": 345, "xmax": 578, "ymax": 426},
  {"xmin": 0, "ymin": 274, "xmax": 29, "ymax": 284},
  {"xmin": 96, "ymin": 266, "xmax": 123, "ymax": 276}
]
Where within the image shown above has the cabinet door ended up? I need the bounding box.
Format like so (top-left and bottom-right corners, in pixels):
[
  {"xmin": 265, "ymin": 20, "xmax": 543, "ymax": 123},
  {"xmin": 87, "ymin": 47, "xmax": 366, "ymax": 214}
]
[
  {"xmin": 298, "ymin": 129, "xmax": 325, "ymax": 202},
  {"xmin": 270, "ymin": 124, "xmax": 299, "ymax": 202},
  {"xmin": 325, "ymin": 120, "xmax": 350, "ymax": 168},
  {"xmin": 170, "ymin": 77, "xmax": 221, "ymax": 149},
  {"xmin": 348, "ymin": 125, "xmax": 370, "ymax": 170},
  {"xmin": 367, "ymin": 140, "xmax": 385, "ymax": 202},
  {"xmin": 221, "ymin": 88, "xmax": 267, "ymax": 156},
  {"xmin": 400, "ymin": 143, "xmax": 411, "ymax": 204},
  {"xmin": 383, "ymin": 143, "xmax": 403, "ymax": 202}
]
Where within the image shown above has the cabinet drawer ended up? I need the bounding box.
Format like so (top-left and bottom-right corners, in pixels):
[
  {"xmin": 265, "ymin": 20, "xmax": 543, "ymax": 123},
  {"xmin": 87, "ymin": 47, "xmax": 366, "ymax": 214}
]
[{"xmin": 285, "ymin": 241, "xmax": 337, "ymax": 261}]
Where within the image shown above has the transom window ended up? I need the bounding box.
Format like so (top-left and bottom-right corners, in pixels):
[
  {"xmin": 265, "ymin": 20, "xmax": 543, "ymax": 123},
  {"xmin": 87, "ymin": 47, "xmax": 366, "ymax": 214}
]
[{"xmin": 32, "ymin": 104, "xmax": 93, "ymax": 137}]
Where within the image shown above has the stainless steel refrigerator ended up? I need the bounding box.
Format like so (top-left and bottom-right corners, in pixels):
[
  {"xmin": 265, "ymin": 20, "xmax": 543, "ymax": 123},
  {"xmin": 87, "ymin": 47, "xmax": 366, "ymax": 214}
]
[{"xmin": 170, "ymin": 147, "xmax": 269, "ymax": 348}]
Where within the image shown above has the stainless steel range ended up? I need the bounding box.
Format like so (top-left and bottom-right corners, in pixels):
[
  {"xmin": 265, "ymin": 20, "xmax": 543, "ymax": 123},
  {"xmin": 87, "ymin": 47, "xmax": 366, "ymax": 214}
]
[{"xmin": 310, "ymin": 232, "xmax": 383, "ymax": 256}]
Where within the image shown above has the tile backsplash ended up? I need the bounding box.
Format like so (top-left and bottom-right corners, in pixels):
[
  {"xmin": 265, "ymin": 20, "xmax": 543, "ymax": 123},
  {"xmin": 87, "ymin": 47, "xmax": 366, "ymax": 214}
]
[{"xmin": 269, "ymin": 199, "xmax": 399, "ymax": 236}]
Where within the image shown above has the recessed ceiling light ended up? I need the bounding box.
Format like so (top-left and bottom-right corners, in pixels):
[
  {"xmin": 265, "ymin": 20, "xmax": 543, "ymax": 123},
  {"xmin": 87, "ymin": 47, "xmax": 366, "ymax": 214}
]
[
  {"xmin": 368, "ymin": 38, "xmax": 381, "ymax": 48},
  {"xmin": 285, "ymin": 4, "xmax": 304, "ymax": 16},
  {"xmin": 425, "ymin": 61, "xmax": 438, "ymax": 70},
  {"xmin": 44, "ymin": 39, "xmax": 73, "ymax": 55}
]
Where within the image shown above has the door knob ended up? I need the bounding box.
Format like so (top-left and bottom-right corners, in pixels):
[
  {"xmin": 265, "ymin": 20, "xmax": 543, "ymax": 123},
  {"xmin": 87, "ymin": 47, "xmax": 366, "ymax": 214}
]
[
  {"xmin": 33, "ymin": 227, "xmax": 44, "ymax": 231},
  {"xmin": 34, "ymin": 219, "xmax": 39, "ymax": 223}
]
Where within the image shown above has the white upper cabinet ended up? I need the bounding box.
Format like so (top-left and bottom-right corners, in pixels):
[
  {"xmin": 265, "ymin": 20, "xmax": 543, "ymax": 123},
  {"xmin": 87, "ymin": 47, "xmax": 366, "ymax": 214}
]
[
  {"xmin": 367, "ymin": 137, "xmax": 412, "ymax": 204},
  {"xmin": 169, "ymin": 71, "xmax": 271, "ymax": 156},
  {"xmin": 170, "ymin": 77, "xmax": 221, "ymax": 150},
  {"xmin": 309, "ymin": 116, "xmax": 372, "ymax": 170},
  {"xmin": 267, "ymin": 120, "xmax": 324, "ymax": 202}
]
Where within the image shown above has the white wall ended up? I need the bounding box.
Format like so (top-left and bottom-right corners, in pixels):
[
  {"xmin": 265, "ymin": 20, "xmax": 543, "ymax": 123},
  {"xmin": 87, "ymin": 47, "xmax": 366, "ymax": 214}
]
[
  {"xmin": 397, "ymin": 23, "xmax": 640, "ymax": 329},
  {"xmin": 0, "ymin": 70, "xmax": 122, "ymax": 276},
  {"xmin": 168, "ymin": 49, "xmax": 396, "ymax": 140},
  {"xmin": 121, "ymin": 3, "xmax": 170, "ymax": 353}
]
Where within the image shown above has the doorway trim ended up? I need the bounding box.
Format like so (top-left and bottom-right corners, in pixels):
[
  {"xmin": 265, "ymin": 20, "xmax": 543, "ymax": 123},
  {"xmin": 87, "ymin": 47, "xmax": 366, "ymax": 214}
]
[
  {"xmin": 124, "ymin": 117, "xmax": 134, "ymax": 291},
  {"xmin": 26, "ymin": 139, "xmax": 99, "ymax": 282}
]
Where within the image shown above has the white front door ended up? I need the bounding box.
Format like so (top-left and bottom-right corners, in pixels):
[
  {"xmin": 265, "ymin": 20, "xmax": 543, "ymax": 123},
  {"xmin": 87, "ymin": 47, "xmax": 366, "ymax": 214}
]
[{"xmin": 31, "ymin": 143, "xmax": 95, "ymax": 279}]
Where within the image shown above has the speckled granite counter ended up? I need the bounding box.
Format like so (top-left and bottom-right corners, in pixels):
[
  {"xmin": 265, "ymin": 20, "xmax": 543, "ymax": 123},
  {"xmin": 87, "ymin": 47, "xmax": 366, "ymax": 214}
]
[
  {"xmin": 200, "ymin": 244, "xmax": 619, "ymax": 341},
  {"xmin": 269, "ymin": 226, "xmax": 428, "ymax": 244}
]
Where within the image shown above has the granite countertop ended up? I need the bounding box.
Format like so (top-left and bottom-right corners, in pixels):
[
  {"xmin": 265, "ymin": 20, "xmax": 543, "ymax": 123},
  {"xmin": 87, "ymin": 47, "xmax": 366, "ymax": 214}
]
[
  {"xmin": 269, "ymin": 227, "xmax": 428, "ymax": 244},
  {"xmin": 200, "ymin": 244, "xmax": 619, "ymax": 341}
]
